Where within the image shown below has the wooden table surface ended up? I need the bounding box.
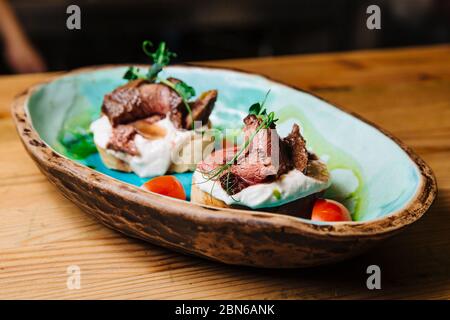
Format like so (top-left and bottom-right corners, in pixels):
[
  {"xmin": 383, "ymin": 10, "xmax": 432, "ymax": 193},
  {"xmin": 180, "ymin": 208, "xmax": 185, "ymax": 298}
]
[{"xmin": 0, "ymin": 45, "xmax": 449, "ymax": 300}]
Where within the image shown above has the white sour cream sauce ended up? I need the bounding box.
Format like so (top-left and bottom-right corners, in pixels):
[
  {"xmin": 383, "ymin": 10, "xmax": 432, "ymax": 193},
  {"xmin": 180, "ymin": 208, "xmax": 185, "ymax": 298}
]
[
  {"xmin": 90, "ymin": 115, "xmax": 194, "ymax": 177},
  {"xmin": 193, "ymin": 164, "xmax": 331, "ymax": 209}
]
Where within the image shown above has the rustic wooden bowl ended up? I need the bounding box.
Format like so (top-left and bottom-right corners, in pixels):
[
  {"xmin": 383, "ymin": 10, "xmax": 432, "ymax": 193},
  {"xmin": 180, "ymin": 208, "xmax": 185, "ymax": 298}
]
[{"xmin": 11, "ymin": 65, "xmax": 437, "ymax": 268}]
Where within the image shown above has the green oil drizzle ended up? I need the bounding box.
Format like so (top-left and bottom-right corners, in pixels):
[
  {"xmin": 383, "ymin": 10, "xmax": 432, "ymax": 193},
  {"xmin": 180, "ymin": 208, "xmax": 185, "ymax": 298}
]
[
  {"xmin": 277, "ymin": 106, "xmax": 368, "ymax": 220},
  {"xmin": 55, "ymin": 95, "xmax": 98, "ymax": 160}
]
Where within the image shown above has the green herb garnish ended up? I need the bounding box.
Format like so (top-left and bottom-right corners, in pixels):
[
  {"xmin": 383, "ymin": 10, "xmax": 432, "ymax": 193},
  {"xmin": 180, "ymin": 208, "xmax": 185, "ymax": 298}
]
[
  {"xmin": 123, "ymin": 41, "xmax": 177, "ymax": 81},
  {"xmin": 123, "ymin": 40, "xmax": 196, "ymax": 128},
  {"xmin": 174, "ymin": 81, "xmax": 196, "ymax": 101},
  {"xmin": 59, "ymin": 128, "xmax": 97, "ymax": 159},
  {"xmin": 159, "ymin": 78, "xmax": 194, "ymax": 129},
  {"xmin": 143, "ymin": 41, "xmax": 177, "ymax": 81},
  {"xmin": 199, "ymin": 91, "xmax": 276, "ymax": 195},
  {"xmin": 273, "ymin": 188, "xmax": 282, "ymax": 200},
  {"xmin": 123, "ymin": 66, "xmax": 143, "ymax": 81},
  {"xmin": 248, "ymin": 90, "xmax": 278, "ymax": 128}
]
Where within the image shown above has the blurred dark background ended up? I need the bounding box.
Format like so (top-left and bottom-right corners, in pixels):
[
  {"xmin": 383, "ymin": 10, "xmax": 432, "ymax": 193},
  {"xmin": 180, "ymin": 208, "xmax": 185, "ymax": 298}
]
[{"xmin": 0, "ymin": 0, "xmax": 449, "ymax": 73}]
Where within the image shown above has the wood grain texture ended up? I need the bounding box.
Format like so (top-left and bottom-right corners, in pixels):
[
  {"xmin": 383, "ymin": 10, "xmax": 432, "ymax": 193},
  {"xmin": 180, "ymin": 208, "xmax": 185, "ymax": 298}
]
[{"xmin": 1, "ymin": 45, "xmax": 449, "ymax": 299}]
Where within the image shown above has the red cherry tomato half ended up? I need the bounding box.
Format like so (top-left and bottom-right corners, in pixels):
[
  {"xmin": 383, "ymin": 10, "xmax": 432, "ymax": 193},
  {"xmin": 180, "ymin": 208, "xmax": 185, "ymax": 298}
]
[
  {"xmin": 311, "ymin": 199, "xmax": 352, "ymax": 222},
  {"xmin": 142, "ymin": 176, "xmax": 186, "ymax": 201}
]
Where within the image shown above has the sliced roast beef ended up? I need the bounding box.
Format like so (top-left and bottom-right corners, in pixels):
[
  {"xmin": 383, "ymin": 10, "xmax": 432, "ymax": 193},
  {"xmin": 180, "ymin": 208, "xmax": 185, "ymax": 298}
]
[
  {"xmin": 137, "ymin": 80, "xmax": 184, "ymax": 127},
  {"xmin": 196, "ymin": 146, "xmax": 238, "ymax": 173},
  {"xmin": 102, "ymin": 77, "xmax": 217, "ymax": 130},
  {"xmin": 106, "ymin": 114, "xmax": 173, "ymax": 156},
  {"xmin": 232, "ymin": 114, "xmax": 291, "ymax": 185},
  {"xmin": 106, "ymin": 124, "xmax": 139, "ymax": 156},
  {"xmin": 102, "ymin": 79, "xmax": 184, "ymax": 127},
  {"xmin": 283, "ymin": 124, "xmax": 308, "ymax": 173},
  {"xmin": 101, "ymin": 80, "xmax": 146, "ymax": 126},
  {"xmin": 185, "ymin": 90, "xmax": 218, "ymax": 129},
  {"xmin": 220, "ymin": 172, "xmax": 250, "ymax": 195},
  {"xmin": 198, "ymin": 114, "xmax": 310, "ymax": 195},
  {"xmin": 139, "ymin": 83, "xmax": 182, "ymax": 116}
]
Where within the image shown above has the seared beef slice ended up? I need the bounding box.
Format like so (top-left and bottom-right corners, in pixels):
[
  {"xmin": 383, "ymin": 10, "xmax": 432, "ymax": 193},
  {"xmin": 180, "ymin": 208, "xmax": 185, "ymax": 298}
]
[
  {"xmin": 283, "ymin": 124, "xmax": 308, "ymax": 173},
  {"xmin": 218, "ymin": 115, "xmax": 309, "ymax": 195},
  {"xmin": 102, "ymin": 80, "xmax": 146, "ymax": 126},
  {"xmin": 102, "ymin": 77, "xmax": 217, "ymax": 155},
  {"xmin": 185, "ymin": 90, "xmax": 218, "ymax": 129},
  {"xmin": 106, "ymin": 125, "xmax": 139, "ymax": 156},
  {"xmin": 232, "ymin": 115, "xmax": 291, "ymax": 183},
  {"xmin": 102, "ymin": 79, "xmax": 183, "ymax": 127}
]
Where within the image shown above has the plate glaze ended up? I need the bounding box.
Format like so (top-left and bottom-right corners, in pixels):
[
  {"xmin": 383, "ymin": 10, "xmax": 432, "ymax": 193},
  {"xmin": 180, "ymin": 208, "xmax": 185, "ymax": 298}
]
[{"xmin": 12, "ymin": 65, "xmax": 437, "ymax": 268}]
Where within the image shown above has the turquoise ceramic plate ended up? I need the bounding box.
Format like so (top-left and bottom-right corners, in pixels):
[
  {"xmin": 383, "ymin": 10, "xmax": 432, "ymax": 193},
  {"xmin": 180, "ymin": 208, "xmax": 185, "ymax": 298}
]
[
  {"xmin": 28, "ymin": 65, "xmax": 429, "ymax": 221},
  {"xmin": 12, "ymin": 65, "xmax": 436, "ymax": 267}
]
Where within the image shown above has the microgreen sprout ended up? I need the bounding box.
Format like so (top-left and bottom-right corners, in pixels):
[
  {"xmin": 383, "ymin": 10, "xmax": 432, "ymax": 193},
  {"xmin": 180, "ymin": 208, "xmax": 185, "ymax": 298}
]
[
  {"xmin": 198, "ymin": 91, "xmax": 277, "ymax": 196},
  {"xmin": 123, "ymin": 40, "xmax": 196, "ymax": 128}
]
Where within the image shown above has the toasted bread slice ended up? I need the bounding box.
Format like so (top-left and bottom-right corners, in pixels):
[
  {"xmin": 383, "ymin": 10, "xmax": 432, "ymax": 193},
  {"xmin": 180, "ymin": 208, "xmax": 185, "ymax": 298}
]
[
  {"xmin": 97, "ymin": 145, "xmax": 132, "ymax": 172},
  {"xmin": 191, "ymin": 184, "xmax": 321, "ymax": 218},
  {"xmin": 191, "ymin": 183, "xmax": 230, "ymax": 208}
]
